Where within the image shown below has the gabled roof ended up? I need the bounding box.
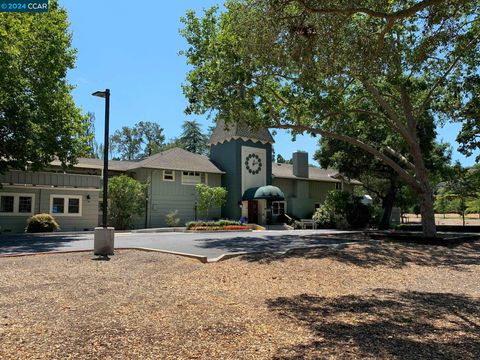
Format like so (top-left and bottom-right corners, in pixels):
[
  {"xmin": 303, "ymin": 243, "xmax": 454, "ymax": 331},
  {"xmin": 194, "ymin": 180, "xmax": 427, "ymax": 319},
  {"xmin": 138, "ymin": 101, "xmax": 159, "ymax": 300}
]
[
  {"xmin": 52, "ymin": 148, "xmax": 224, "ymax": 174},
  {"xmin": 209, "ymin": 120, "xmax": 275, "ymax": 145},
  {"xmin": 50, "ymin": 158, "xmax": 135, "ymax": 172},
  {"xmin": 128, "ymin": 147, "xmax": 224, "ymax": 173},
  {"xmin": 272, "ymin": 162, "xmax": 361, "ymax": 185}
]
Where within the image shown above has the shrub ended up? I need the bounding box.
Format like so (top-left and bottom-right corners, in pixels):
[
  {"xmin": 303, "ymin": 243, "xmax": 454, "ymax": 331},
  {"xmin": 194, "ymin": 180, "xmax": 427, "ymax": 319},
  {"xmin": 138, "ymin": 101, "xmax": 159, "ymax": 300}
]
[
  {"xmin": 26, "ymin": 214, "xmax": 60, "ymax": 233},
  {"xmin": 312, "ymin": 190, "xmax": 372, "ymax": 230},
  {"xmin": 109, "ymin": 175, "xmax": 146, "ymax": 230},
  {"xmin": 165, "ymin": 210, "xmax": 180, "ymax": 227},
  {"xmin": 196, "ymin": 184, "xmax": 227, "ymax": 219}
]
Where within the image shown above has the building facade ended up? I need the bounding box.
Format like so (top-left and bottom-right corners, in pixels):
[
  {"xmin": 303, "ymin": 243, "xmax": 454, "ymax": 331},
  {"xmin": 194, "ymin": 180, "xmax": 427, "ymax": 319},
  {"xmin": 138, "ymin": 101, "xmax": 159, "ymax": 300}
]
[{"xmin": 0, "ymin": 124, "xmax": 358, "ymax": 233}]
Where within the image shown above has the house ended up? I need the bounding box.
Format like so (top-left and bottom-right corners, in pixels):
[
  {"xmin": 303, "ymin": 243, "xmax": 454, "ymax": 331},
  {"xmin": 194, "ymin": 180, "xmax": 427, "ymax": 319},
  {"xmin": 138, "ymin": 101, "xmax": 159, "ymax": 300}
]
[{"xmin": 0, "ymin": 123, "xmax": 359, "ymax": 233}]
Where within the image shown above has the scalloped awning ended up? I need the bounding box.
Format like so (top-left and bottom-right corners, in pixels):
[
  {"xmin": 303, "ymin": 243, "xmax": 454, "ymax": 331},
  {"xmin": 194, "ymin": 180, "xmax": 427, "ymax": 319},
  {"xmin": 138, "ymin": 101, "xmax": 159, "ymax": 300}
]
[{"xmin": 242, "ymin": 186, "xmax": 285, "ymax": 201}]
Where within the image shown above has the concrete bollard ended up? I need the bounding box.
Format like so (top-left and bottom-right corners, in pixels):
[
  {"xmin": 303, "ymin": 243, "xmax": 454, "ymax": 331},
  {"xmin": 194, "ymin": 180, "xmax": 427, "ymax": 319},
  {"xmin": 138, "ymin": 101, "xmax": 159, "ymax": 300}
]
[{"xmin": 94, "ymin": 227, "xmax": 115, "ymax": 256}]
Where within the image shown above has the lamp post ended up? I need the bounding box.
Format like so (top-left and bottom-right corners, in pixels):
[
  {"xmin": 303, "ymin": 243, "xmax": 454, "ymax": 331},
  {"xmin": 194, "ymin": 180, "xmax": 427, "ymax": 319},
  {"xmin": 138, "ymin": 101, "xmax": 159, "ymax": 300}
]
[{"xmin": 92, "ymin": 89, "xmax": 114, "ymax": 256}]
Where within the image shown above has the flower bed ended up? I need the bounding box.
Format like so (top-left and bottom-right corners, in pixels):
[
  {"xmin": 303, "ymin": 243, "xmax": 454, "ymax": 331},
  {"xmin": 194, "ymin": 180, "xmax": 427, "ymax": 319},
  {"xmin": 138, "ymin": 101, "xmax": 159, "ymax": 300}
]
[{"xmin": 186, "ymin": 220, "xmax": 250, "ymax": 232}]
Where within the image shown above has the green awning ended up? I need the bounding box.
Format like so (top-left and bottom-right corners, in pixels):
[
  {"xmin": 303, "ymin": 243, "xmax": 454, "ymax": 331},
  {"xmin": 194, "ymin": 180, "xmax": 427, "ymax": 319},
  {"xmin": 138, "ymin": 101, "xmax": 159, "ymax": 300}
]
[{"xmin": 242, "ymin": 186, "xmax": 285, "ymax": 201}]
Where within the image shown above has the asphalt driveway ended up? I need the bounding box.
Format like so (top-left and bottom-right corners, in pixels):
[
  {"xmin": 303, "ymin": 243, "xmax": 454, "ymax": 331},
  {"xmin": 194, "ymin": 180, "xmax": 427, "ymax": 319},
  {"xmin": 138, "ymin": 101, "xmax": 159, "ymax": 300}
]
[{"xmin": 0, "ymin": 230, "xmax": 363, "ymax": 262}]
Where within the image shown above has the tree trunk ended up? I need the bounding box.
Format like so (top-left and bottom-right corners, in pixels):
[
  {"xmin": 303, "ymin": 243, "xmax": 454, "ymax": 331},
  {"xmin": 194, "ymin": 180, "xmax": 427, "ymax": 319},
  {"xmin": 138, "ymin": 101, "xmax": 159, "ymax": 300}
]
[
  {"xmin": 418, "ymin": 186, "xmax": 437, "ymax": 237},
  {"xmin": 379, "ymin": 182, "xmax": 397, "ymax": 230}
]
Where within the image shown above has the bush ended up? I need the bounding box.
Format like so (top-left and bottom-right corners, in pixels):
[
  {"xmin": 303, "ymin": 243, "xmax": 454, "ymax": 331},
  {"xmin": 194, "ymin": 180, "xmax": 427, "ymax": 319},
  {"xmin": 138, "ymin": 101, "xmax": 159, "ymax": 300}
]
[
  {"xmin": 109, "ymin": 175, "xmax": 146, "ymax": 230},
  {"xmin": 26, "ymin": 214, "xmax": 60, "ymax": 233},
  {"xmin": 312, "ymin": 190, "xmax": 372, "ymax": 230},
  {"xmin": 165, "ymin": 210, "xmax": 180, "ymax": 227}
]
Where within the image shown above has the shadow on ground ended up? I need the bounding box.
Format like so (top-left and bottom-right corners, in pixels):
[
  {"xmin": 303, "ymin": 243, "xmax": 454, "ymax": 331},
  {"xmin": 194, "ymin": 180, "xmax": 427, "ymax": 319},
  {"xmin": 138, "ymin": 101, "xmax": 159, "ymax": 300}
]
[
  {"xmin": 0, "ymin": 234, "xmax": 90, "ymax": 254},
  {"xmin": 197, "ymin": 234, "xmax": 357, "ymax": 253},
  {"xmin": 268, "ymin": 290, "xmax": 480, "ymax": 359},
  {"xmin": 240, "ymin": 240, "xmax": 480, "ymax": 270}
]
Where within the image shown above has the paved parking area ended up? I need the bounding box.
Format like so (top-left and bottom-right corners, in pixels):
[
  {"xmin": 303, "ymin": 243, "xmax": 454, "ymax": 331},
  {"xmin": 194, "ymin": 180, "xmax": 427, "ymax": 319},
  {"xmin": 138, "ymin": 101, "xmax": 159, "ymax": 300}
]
[{"xmin": 0, "ymin": 230, "xmax": 363, "ymax": 261}]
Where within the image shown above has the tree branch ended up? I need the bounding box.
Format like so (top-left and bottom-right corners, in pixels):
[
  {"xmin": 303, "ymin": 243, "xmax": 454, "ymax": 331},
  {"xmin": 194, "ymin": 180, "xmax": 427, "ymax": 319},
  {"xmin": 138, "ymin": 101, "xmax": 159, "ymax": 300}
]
[
  {"xmin": 296, "ymin": 0, "xmax": 442, "ymax": 20},
  {"xmin": 361, "ymin": 80, "xmax": 416, "ymax": 148},
  {"xmin": 270, "ymin": 123, "xmax": 419, "ymax": 189},
  {"xmin": 417, "ymin": 30, "xmax": 480, "ymax": 117},
  {"xmin": 383, "ymin": 146, "xmax": 416, "ymax": 171}
]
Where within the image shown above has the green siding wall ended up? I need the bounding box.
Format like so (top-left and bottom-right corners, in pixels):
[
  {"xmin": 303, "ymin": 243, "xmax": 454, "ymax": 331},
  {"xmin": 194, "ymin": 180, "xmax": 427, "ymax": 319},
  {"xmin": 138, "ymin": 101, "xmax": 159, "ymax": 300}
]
[
  {"xmin": 0, "ymin": 187, "xmax": 99, "ymax": 233},
  {"xmin": 133, "ymin": 169, "xmax": 222, "ymax": 228}
]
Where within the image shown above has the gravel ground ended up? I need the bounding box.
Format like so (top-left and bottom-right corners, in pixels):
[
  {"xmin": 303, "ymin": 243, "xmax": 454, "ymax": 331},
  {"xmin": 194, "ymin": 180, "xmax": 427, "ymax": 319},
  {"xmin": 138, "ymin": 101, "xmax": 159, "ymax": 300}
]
[{"xmin": 0, "ymin": 241, "xmax": 479, "ymax": 359}]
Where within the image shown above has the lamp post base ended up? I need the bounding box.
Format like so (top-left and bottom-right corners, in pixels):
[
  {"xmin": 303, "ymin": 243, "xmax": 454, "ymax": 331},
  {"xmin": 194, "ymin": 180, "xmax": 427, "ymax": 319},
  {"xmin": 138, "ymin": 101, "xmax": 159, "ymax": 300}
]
[{"xmin": 94, "ymin": 227, "xmax": 115, "ymax": 256}]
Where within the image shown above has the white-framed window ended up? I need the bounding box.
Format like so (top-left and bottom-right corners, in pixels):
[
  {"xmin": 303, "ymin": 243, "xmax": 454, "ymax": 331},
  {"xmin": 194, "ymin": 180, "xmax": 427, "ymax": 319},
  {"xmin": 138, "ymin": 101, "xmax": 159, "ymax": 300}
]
[
  {"xmin": 335, "ymin": 182, "xmax": 342, "ymax": 190},
  {"xmin": 0, "ymin": 193, "xmax": 35, "ymax": 216},
  {"xmin": 272, "ymin": 201, "xmax": 286, "ymax": 216},
  {"xmin": 163, "ymin": 170, "xmax": 175, "ymax": 182},
  {"xmin": 182, "ymin": 171, "xmax": 202, "ymax": 185},
  {"xmin": 50, "ymin": 195, "xmax": 82, "ymax": 217}
]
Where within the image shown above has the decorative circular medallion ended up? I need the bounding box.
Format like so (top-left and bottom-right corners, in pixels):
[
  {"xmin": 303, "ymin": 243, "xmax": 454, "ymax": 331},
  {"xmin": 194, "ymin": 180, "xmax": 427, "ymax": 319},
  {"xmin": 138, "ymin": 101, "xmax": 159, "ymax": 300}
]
[{"xmin": 245, "ymin": 153, "xmax": 262, "ymax": 175}]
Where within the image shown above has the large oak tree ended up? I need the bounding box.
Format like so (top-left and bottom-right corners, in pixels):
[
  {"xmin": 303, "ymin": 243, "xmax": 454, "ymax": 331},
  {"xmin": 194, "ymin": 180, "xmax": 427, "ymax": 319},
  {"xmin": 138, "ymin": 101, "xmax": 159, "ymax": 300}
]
[
  {"xmin": 0, "ymin": 0, "xmax": 90, "ymax": 172},
  {"xmin": 181, "ymin": 0, "xmax": 480, "ymax": 237}
]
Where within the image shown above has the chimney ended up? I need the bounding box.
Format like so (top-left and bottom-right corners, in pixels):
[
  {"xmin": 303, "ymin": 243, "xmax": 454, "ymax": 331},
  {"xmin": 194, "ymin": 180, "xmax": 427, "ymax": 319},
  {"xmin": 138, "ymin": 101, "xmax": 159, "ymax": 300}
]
[{"xmin": 293, "ymin": 151, "xmax": 309, "ymax": 178}]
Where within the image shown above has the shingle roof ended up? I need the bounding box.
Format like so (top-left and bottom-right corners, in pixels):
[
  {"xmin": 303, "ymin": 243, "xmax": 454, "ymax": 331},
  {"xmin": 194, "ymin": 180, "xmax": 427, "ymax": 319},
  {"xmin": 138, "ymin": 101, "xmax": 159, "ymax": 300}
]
[
  {"xmin": 209, "ymin": 120, "xmax": 275, "ymax": 145},
  {"xmin": 272, "ymin": 163, "xmax": 361, "ymax": 185},
  {"xmin": 50, "ymin": 158, "xmax": 135, "ymax": 172},
  {"xmin": 128, "ymin": 148, "xmax": 224, "ymax": 173},
  {"xmin": 53, "ymin": 148, "xmax": 224, "ymax": 174}
]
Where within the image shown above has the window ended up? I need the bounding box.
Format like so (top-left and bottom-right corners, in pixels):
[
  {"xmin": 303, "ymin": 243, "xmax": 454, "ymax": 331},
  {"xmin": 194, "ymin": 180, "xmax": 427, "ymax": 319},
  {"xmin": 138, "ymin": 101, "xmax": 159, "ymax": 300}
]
[
  {"xmin": 0, "ymin": 196, "xmax": 14, "ymax": 213},
  {"xmin": 182, "ymin": 171, "xmax": 202, "ymax": 185},
  {"xmin": 50, "ymin": 195, "xmax": 82, "ymax": 216},
  {"xmin": 18, "ymin": 196, "xmax": 33, "ymax": 213},
  {"xmin": 272, "ymin": 201, "xmax": 286, "ymax": 216},
  {"xmin": 0, "ymin": 193, "xmax": 35, "ymax": 215},
  {"xmin": 335, "ymin": 182, "xmax": 342, "ymax": 190},
  {"xmin": 52, "ymin": 198, "xmax": 65, "ymax": 214},
  {"xmin": 68, "ymin": 198, "xmax": 80, "ymax": 214},
  {"xmin": 163, "ymin": 170, "xmax": 175, "ymax": 181}
]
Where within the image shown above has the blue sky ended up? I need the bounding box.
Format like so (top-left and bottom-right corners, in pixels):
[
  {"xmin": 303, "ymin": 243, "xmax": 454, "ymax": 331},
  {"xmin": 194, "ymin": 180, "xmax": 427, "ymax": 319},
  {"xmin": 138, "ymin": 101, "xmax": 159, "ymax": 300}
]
[{"xmin": 62, "ymin": 0, "xmax": 477, "ymax": 166}]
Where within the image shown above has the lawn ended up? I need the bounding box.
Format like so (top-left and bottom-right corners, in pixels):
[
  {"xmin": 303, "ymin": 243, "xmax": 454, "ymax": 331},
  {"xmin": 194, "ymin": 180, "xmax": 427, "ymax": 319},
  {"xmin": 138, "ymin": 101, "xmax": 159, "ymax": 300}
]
[{"xmin": 0, "ymin": 242, "xmax": 479, "ymax": 359}]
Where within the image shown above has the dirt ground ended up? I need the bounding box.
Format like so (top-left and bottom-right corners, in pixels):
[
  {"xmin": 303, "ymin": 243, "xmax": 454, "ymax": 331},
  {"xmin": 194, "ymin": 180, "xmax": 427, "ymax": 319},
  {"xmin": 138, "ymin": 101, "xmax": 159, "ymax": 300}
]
[
  {"xmin": 404, "ymin": 213, "xmax": 480, "ymax": 226},
  {"xmin": 0, "ymin": 241, "xmax": 479, "ymax": 359}
]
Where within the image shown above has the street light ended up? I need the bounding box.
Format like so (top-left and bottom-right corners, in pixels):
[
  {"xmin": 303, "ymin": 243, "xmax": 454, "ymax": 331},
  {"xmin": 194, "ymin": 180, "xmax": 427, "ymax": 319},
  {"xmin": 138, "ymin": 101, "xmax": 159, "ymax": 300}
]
[{"xmin": 92, "ymin": 89, "xmax": 114, "ymax": 256}]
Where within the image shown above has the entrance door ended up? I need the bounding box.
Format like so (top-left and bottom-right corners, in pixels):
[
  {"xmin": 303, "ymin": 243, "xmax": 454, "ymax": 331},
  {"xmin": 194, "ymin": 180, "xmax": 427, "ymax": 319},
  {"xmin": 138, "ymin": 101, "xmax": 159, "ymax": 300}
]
[{"xmin": 248, "ymin": 200, "xmax": 259, "ymax": 224}]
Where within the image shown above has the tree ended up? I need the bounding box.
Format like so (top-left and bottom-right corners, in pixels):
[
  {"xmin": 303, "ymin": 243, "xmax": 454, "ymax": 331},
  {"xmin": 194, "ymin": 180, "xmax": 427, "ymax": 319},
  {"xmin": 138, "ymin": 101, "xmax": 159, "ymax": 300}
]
[
  {"xmin": 195, "ymin": 184, "xmax": 227, "ymax": 219},
  {"xmin": 108, "ymin": 175, "xmax": 146, "ymax": 229},
  {"xmin": 179, "ymin": 120, "xmax": 208, "ymax": 154},
  {"xmin": 442, "ymin": 163, "xmax": 480, "ymax": 226},
  {"xmin": 110, "ymin": 121, "xmax": 165, "ymax": 160},
  {"xmin": 276, "ymin": 154, "xmax": 286, "ymax": 163},
  {"xmin": 314, "ymin": 117, "xmax": 452, "ymax": 229},
  {"xmin": 0, "ymin": 0, "xmax": 90, "ymax": 173},
  {"xmin": 181, "ymin": 1, "xmax": 480, "ymax": 237},
  {"xmin": 454, "ymin": 75, "xmax": 480, "ymax": 161}
]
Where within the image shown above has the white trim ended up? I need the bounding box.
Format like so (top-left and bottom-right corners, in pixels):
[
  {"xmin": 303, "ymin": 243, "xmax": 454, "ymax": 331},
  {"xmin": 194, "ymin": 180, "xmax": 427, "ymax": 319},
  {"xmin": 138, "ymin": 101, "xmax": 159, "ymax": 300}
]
[
  {"xmin": 0, "ymin": 192, "xmax": 35, "ymax": 216},
  {"xmin": 49, "ymin": 194, "xmax": 83, "ymax": 217},
  {"xmin": 162, "ymin": 169, "xmax": 175, "ymax": 182},
  {"xmin": 181, "ymin": 171, "xmax": 202, "ymax": 186}
]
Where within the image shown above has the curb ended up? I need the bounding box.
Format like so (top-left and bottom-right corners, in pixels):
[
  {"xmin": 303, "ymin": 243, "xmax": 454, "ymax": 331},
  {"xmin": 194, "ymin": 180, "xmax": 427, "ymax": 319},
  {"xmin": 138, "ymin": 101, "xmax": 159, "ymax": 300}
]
[{"xmin": 0, "ymin": 247, "xmax": 209, "ymax": 263}]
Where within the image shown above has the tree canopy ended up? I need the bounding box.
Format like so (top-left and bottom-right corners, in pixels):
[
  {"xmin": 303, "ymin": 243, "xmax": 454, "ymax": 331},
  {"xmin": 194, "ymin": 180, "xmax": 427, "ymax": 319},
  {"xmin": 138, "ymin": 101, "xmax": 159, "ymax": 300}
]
[
  {"xmin": 179, "ymin": 120, "xmax": 209, "ymax": 155},
  {"xmin": 110, "ymin": 121, "xmax": 165, "ymax": 160},
  {"xmin": 0, "ymin": 0, "xmax": 90, "ymax": 173},
  {"xmin": 181, "ymin": 0, "xmax": 480, "ymax": 237}
]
